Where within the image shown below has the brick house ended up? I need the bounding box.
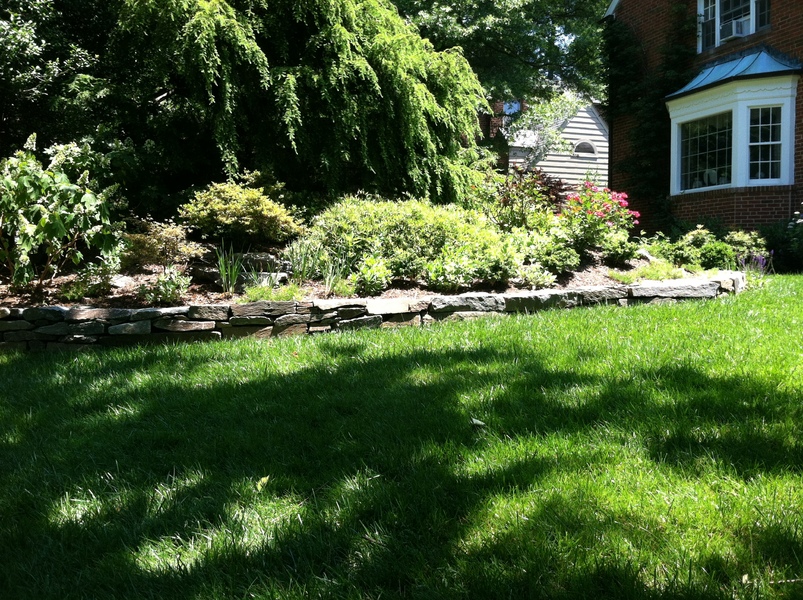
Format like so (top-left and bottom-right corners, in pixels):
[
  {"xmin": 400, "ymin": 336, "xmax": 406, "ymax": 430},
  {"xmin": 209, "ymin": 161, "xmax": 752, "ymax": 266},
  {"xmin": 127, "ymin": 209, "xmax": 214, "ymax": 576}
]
[{"xmin": 603, "ymin": 0, "xmax": 802, "ymax": 230}]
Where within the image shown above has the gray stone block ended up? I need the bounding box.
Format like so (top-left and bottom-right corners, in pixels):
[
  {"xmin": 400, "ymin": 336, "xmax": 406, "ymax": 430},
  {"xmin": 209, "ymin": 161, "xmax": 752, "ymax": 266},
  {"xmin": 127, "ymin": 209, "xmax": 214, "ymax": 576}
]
[
  {"xmin": 629, "ymin": 279, "xmax": 719, "ymax": 298},
  {"xmin": 273, "ymin": 313, "xmax": 312, "ymax": 327},
  {"xmin": 152, "ymin": 319, "xmax": 216, "ymax": 332},
  {"xmin": 230, "ymin": 301, "xmax": 296, "ymax": 317},
  {"xmin": 188, "ymin": 305, "xmax": 230, "ymax": 320},
  {"xmin": 366, "ymin": 298, "xmax": 411, "ymax": 315},
  {"xmin": 229, "ymin": 316, "xmax": 273, "ymax": 326},
  {"xmin": 108, "ymin": 321, "xmax": 152, "ymax": 335},
  {"xmin": 337, "ymin": 315, "xmax": 383, "ymax": 330},
  {"xmin": 0, "ymin": 320, "xmax": 35, "ymax": 332},
  {"xmin": 573, "ymin": 286, "xmax": 628, "ymax": 304},
  {"xmin": 503, "ymin": 290, "xmax": 580, "ymax": 312},
  {"xmin": 22, "ymin": 306, "xmax": 68, "ymax": 322},
  {"xmin": 66, "ymin": 308, "xmax": 134, "ymax": 322},
  {"xmin": 130, "ymin": 307, "xmax": 189, "ymax": 321},
  {"xmin": 0, "ymin": 308, "xmax": 11, "ymax": 319},
  {"xmin": 429, "ymin": 294, "xmax": 505, "ymax": 313},
  {"xmin": 35, "ymin": 322, "xmax": 105, "ymax": 336},
  {"xmin": 337, "ymin": 307, "xmax": 367, "ymax": 319},
  {"xmin": 313, "ymin": 299, "xmax": 367, "ymax": 311}
]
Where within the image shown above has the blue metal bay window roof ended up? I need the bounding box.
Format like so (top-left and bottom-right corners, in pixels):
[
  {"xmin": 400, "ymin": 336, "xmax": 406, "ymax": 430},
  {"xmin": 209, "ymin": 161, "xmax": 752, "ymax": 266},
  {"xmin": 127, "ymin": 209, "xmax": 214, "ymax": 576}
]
[{"xmin": 666, "ymin": 47, "xmax": 802, "ymax": 101}]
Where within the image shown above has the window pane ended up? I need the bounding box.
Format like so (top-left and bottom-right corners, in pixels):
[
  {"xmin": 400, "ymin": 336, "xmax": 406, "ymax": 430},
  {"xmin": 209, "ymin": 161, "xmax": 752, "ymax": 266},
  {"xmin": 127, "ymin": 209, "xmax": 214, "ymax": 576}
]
[
  {"xmin": 749, "ymin": 106, "xmax": 782, "ymax": 180},
  {"xmin": 680, "ymin": 111, "xmax": 732, "ymax": 190},
  {"xmin": 756, "ymin": 0, "xmax": 771, "ymax": 28}
]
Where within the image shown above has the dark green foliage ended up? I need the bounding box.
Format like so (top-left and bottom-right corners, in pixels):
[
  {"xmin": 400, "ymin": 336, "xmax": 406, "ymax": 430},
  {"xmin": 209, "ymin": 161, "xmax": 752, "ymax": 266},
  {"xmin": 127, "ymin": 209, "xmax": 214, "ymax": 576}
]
[
  {"xmin": 604, "ymin": 3, "xmax": 697, "ymax": 228},
  {"xmin": 393, "ymin": 0, "xmax": 609, "ymax": 100},
  {"xmin": 482, "ymin": 167, "xmax": 567, "ymax": 232},
  {"xmin": 600, "ymin": 231, "xmax": 639, "ymax": 267},
  {"xmin": 2, "ymin": 0, "xmax": 487, "ymax": 210}
]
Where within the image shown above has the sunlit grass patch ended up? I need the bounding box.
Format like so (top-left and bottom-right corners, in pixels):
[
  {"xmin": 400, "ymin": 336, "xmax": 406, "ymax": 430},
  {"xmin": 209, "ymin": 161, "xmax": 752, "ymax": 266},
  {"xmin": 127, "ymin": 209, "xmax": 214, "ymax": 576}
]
[{"xmin": 1, "ymin": 276, "xmax": 802, "ymax": 599}]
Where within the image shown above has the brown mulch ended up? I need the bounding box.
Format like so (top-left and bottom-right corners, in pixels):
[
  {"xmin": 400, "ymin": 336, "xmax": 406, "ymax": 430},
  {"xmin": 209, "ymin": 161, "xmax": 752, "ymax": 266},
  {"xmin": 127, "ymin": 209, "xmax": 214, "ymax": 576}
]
[{"xmin": 0, "ymin": 255, "xmax": 647, "ymax": 309}]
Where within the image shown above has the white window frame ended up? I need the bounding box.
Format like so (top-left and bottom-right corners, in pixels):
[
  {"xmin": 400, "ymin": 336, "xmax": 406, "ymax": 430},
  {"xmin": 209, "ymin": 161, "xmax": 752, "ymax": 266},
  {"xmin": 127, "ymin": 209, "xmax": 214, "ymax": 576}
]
[
  {"xmin": 666, "ymin": 75, "xmax": 798, "ymax": 196},
  {"xmin": 698, "ymin": 0, "xmax": 770, "ymax": 53}
]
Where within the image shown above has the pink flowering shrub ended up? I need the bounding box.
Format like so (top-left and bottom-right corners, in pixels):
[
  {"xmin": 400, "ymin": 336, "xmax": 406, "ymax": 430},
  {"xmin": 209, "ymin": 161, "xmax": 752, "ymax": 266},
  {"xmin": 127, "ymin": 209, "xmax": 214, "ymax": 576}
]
[{"xmin": 559, "ymin": 181, "xmax": 639, "ymax": 251}]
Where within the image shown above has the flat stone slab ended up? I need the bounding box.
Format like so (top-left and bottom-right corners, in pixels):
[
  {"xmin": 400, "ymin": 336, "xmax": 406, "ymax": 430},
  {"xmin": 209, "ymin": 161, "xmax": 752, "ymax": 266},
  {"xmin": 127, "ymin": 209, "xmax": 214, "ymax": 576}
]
[
  {"xmin": 708, "ymin": 270, "xmax": 747, "ymax": 294},
  {"xmin": 108, "ymin": 321, "xmax": 152, "ymax": 335},
  {"xmin": 337, "ymin": 315, "xmax": 383, "ymax": 330},
  {"xmin": 229, "ymin": 316, "xmax": 273, "ymax": 326},
  {"xmin": 503, "ymin": 290, "xmax": 581, "ymax": 312},
  {"xmin": 188, "ymin": 305, "xmax": 230, "ymax": 320},
  {"xmin": 35, "ymin": 322, "xmax": 105, "ymax": 336},
  {"xmin": 230, "ymin": 301, "xmax": 296, "ymax": 317},
  {"xmin": 274, "ymin": 313, "xmax": 312, "ymax": 327},
  {"xmin": 130, "ymin": 307, "xmax": 189, "ymax": 321},
  {"xmin": 628, "ymin": 279, "xmax": 719, "ymax": 298},
  {"xmin": 0, "ymin": 320, "xmax": 35, "ymax": 332},
  {"xmin": 572, "ymin": 286, "xmax": 628, "ymax": 304},
  {"xmin": 271, "ymin": 323, "xmax": 307, "ymax": 337},
  {"xmin": 312, "ymin": 299, "xmax": 367, "ymax": 311},
  {"xmin": 22, "ymin": 306, "xmax": 69, "ymax": 322},
  {"xmin": 366, "ymin": 298, "xmax": 411, "ymax": 315},
  {"xmin": 66, "ymin": 308, "xmax": 134, "ymax": 322},
  {"xmin": 152, "ymin": 319, "xmax": 216, "ymax": 332},
  {"xmin": 337, "ymin": 307, "xmax": 367, "ymax": 319},
  {"xmin": 429, "ymin": 293, "xmax": 505, "ymax": 313}
]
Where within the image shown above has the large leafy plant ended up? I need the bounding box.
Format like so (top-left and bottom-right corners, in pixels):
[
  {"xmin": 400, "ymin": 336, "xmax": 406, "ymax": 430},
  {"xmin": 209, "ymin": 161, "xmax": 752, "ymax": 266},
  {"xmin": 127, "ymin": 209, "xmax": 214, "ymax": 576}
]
[{"xmin": 0, "ymin": 136, "xmax": 113, "ymax": 285}]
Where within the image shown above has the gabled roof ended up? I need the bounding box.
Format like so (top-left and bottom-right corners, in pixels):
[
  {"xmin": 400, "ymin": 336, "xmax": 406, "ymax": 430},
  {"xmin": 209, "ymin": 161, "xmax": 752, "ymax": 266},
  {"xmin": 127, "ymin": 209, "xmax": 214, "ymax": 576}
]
[
  {"xmin": 666, "ymin": 46, "xmax": 802, "ymax": 101},
  {"xmin": 604, "ymin": 0, "xmax": 620, "ymax": 18}
]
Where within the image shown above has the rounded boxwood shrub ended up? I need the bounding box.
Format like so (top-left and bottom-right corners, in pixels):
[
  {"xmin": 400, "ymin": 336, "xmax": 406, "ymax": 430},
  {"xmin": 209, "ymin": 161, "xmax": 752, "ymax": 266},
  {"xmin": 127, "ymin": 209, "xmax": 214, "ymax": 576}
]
[{"xmin": 179, "ymin": 179, "xmax": 301, "ymax": 245}]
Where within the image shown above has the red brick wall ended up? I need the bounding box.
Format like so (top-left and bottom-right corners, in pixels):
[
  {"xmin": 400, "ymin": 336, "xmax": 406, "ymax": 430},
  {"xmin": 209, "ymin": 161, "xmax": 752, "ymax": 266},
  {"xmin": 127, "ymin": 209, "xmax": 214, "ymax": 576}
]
[
  {"xmin": 608, "ymin": 0, "xmax": 803, "ymax": 229},
  {"xmin": 671, "ymin": 185, "xmax": 795, "ymax": 228}
]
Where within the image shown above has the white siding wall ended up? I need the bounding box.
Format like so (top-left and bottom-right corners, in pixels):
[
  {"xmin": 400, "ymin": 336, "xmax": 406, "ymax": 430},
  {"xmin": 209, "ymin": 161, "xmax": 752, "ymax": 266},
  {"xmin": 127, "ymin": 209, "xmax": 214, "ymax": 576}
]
[{"xmin": 509, "ymin": 105, "xmax": 609, "ymax": 188}]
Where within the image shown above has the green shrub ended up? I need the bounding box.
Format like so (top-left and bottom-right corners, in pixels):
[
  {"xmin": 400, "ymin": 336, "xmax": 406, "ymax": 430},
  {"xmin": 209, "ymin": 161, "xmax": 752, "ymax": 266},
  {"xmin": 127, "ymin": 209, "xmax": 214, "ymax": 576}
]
[
  {"xmin": 512, "ymin": 228, "xmax": 580, "ymax": 275},
  {"xmin": 723, "ymin": 230, "xmax": 767, "ymax": 260},
  {"xmin": 179, "ymin": 175, "xmax": 301, "ymax": 245},
  {"xmin": 482, "ymin": 168, "xmax": 566, "ymax": 233},
  {"xmin": 60, "ymin": 244, "xmax": 123, "ymax": 300},
  {"xmin": 608, "ymin": 259, "xmax": 686, "ymax": 284},
  {"xmin": 515, "ymin": 264, "xmax": 557, "ymax": 290},
  {"xmin": 137, "ymin": 266, "xmax": 191, "ymax": 305},
  {"xmin": 698, "ymin": 241, "xmax": 736, "ymax": 269},
  {"xmin": 0, "ymin": 136, "xmax": 113, "ymax": 285},
  {"xmin": 350, "ymin": 256, "xmax": 392, "ymax": 296},
  {"xmin": 300, "ymin": 196, "xmax": 516, "ymax": 289},
  {"xmin": 600, "ymin": 231, "xmax": 639, "ymax": 267},
  {"xmin": 241, "ymin": 283, "xmax": 305, "ymax": 302},
  {"xmin": 121, "ymin": 218, "xmax": 205, "ymax": 272}
]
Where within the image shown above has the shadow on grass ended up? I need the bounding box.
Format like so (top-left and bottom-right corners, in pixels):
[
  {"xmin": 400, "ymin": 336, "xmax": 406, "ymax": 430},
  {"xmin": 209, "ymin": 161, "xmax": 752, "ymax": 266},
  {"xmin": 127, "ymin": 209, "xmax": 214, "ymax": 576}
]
[{"xmin": 0, "ymin": 334, "xmax": 801, "ymax": 599}]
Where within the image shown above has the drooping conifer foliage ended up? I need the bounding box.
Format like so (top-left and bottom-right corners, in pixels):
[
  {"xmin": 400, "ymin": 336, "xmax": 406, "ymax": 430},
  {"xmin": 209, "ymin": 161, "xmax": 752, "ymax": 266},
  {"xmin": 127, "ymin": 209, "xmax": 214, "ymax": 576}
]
[{"xmin": 1, "ymin": 0, "xmax": 486, "ymax": 208}]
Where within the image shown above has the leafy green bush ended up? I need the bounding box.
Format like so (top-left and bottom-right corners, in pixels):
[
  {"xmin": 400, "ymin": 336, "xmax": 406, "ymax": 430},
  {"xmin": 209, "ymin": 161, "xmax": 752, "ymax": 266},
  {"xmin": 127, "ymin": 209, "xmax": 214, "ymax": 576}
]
[
  {"xmin": 511, "ymin": 228, "xmax": 580, "ymax": 275},
  {"xmin": 121, "ymin": 218, "xmax": 205, "ymax": 272},
  {"xmin": 350, "ymin": 256, "xmax": 392, "ymax": 296},
  {"xmin": 137, "ymin": 266, "xmax": 191, "ymax": 305},
  {"xmin": 515, "ymin": 264, "xmax": 557, "ymax": 290},
  {"xmin": 723, "ymin": 230, "xmax": 767, "ymax": 259},
  {"xmin": 179, "ymin": 175, "xmax": 301, "ymax": 245},
  {"xmin": 60, "ymin": 245, "xmax": 123, "ymax": 300},
  {"xmin": 299, "ymin": 196, "xmax": 516, "ymax": 289},
  {"xmin": 608, "ymin": 259, "xmax": 686, "ymax": 284},
  {"xmin": 600, "ymin": 231, "xmax": 639, "ymax": 267},
  {"xmin": 480, "ymin": 168, "xmax": 566, "ymax": 233},
  {"xmin": 698, "ymin": 241, "xmax": 736, "ymax": 269},
  {"xmin": 0, "ymin": 136, "xmax": 113, "ymax": 285}
]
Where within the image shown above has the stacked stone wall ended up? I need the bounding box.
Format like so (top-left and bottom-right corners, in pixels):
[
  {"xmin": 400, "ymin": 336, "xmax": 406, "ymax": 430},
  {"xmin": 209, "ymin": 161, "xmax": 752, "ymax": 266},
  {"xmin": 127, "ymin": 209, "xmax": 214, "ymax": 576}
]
[{"xmin": 0, "ymin": 272, "xmax": 746, "ymax": 352}]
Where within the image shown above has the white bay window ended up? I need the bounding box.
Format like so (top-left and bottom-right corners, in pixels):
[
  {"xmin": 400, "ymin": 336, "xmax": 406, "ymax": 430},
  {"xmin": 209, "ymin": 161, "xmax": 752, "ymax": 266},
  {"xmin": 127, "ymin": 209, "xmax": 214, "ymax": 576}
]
[{"xmin": 667, "ymin": 75, "xmax": 798, "ymax": 196}]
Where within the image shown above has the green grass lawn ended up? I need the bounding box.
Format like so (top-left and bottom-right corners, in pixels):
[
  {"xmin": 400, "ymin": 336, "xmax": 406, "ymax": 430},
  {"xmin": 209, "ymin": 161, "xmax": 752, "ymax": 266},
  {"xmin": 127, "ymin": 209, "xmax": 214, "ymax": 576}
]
[{"xmin": 2, "ymin": 276, "xmax": 802, "ymax": 599}]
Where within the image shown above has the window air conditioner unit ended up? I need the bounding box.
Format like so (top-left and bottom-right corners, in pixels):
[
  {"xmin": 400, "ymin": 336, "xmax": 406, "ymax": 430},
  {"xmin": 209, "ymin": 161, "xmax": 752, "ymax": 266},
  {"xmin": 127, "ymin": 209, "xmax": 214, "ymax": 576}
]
[{"xmin": 721, "ymin": 17, "xmax": 750, "ymax": 41}]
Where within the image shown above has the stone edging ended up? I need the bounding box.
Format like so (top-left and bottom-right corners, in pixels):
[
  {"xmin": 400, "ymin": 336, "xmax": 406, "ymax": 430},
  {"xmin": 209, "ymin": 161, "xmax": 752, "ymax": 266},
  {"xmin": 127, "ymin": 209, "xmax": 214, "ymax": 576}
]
[{"xmin": 0, "ymin": 271, "xmax": 746, "ymax": 352}]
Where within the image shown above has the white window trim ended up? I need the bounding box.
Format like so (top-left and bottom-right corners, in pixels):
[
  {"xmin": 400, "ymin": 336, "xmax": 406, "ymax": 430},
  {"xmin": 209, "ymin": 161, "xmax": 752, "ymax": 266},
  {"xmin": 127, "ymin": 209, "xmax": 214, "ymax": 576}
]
[
  {"xmin": 666, "ymin": 75, "xmax": 798, "ymax": 196},
  {"xmin": 698, "ymin": 0, "xmax": 765, "ymax": 53}
]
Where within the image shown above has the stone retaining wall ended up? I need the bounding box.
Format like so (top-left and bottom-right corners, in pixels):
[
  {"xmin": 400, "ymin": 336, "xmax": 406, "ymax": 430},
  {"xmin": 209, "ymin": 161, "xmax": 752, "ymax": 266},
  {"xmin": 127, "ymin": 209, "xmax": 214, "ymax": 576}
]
[{"xmin": 0, "ymin": 272, "xmax": 746, "ymax": 352}]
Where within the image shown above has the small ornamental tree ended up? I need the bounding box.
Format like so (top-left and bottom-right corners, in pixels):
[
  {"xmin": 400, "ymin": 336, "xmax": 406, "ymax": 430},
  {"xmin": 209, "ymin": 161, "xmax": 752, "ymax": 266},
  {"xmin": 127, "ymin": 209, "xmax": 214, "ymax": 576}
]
[{"xmin": 0, "ymin": 136, "xmax": 113, "ymax": 285}]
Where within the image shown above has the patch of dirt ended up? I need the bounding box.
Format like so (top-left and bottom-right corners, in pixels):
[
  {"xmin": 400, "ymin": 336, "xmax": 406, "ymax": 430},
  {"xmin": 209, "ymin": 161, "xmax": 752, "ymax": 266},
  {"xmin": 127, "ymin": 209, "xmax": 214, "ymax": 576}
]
[{"xmin": 0, "ymin": 254, "xmax": 646, "ymax": 309}]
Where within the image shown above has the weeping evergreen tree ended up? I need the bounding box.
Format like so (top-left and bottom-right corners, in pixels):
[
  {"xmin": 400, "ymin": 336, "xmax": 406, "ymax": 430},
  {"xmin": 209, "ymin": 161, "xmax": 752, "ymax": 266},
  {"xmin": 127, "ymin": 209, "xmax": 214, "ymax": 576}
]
[{"xmin": 110, "ymin": 0, "xmax": 486, "ymax": 203}]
